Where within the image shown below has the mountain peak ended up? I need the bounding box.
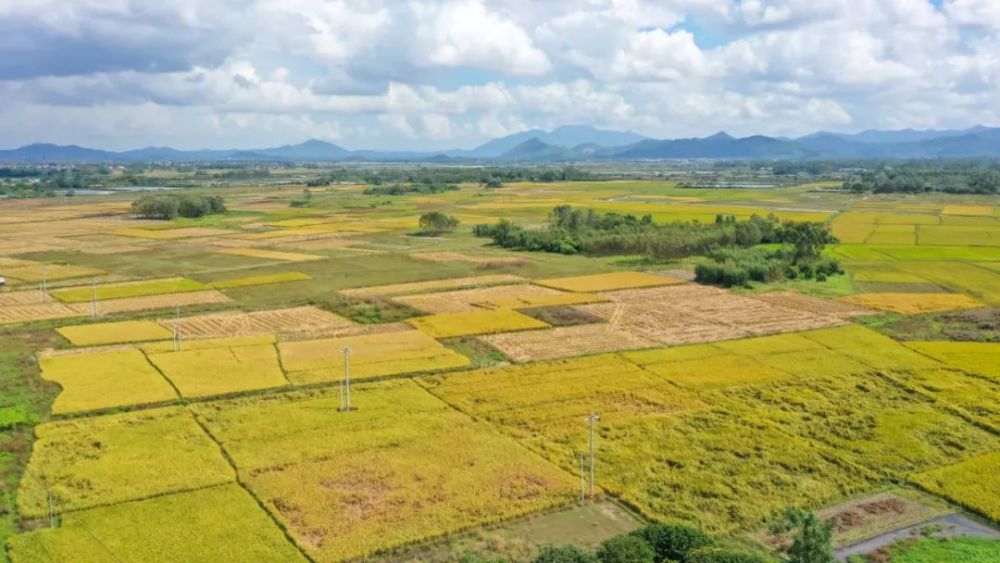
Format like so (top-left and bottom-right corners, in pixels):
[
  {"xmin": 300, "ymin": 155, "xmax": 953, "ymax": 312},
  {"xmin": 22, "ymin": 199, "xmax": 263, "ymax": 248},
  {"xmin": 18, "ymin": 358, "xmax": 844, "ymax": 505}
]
[{"xmin": 706, "ymin": 131, "xmax": 734, "ymax": 141}]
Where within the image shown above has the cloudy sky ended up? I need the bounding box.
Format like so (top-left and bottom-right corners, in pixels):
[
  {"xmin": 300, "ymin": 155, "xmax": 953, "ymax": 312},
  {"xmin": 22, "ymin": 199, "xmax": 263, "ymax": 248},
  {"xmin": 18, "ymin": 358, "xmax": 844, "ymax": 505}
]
[{"xmin": 1, "ymin": 0, "xmax": 998, "ymax": 150}]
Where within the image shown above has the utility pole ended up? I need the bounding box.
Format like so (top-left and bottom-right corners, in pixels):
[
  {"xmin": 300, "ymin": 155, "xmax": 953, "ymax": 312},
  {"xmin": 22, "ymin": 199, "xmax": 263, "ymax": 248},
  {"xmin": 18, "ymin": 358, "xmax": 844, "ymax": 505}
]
[
  {"xmin": 579, "ymin": 453, "xmax": 586, "ymax": 502},
  {"xmin": 173, "ymin": 304, "xmax": 180, "ymax": 351},
  {"xmin": 41, "ymin": 267, "xmax": 48, "ymax": 302},
  {"xmin": 343, "ymin": 346, "xmax": 352, "ymax": 412},
  {"xmin": 47, "ymin": 489, "xmax": 55, "ymax": 528},
  {"xmin": 90, "ymin": 278, "xmax": 98, "ymax": 319},
  {"xmin": 587, "ymin": 412, "xmax": 600, "ymax": 499}
]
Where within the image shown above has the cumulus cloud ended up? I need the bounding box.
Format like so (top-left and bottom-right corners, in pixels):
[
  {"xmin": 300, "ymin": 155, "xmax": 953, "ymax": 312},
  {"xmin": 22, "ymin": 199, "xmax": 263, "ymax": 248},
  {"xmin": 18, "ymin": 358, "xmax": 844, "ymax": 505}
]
[{"xmin": 0, "ymin": 0, "xmax": 997, "ymax": 149}]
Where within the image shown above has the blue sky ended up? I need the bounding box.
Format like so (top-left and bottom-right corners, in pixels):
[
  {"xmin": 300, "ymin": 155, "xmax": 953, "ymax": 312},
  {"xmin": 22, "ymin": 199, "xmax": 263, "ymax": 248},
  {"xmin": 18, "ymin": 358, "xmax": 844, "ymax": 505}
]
[{"xmin": 0, "ymin": 0, "xmax": 997, "ymax": 151}]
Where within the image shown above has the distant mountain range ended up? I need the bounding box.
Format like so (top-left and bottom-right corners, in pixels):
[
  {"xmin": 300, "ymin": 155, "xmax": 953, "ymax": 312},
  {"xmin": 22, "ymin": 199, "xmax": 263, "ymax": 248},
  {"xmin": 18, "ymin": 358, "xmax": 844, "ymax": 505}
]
[{"xmin": 2, "ymin": 125, "xmax": 999, "ymax": 163}]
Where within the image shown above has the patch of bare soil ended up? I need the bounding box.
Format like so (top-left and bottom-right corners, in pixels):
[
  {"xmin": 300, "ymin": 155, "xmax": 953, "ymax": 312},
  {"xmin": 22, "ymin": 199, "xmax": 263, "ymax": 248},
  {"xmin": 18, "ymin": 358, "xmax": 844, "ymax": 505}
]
[{"xmin": 521, "ymin": 306, "xmax": 604, "ymax": 327}]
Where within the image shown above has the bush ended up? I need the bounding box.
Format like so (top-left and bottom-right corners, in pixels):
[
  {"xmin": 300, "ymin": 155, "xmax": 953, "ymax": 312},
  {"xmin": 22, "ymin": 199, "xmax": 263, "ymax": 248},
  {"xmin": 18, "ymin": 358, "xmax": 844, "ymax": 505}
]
[
  {"xmin": 131, "ymin": 193, "xmax": 225, "ymax": 219},
  {"xmin": 596, "ymin": 535, "xmax": 655, "ymax": 563},
  {"xmin": 418, "ymin": 211, "xmax": 460, "ymax": 234},
  {"xmin": 534, "ymin": 546, "xmax": 599, "ymax": 563},
  {"xmin": 687, "ymin": 547, "xmax": 768, "ymax": 563},
  {"xmin": 630, "ymin": 523, "xmax": 712, "ymax": 563}
]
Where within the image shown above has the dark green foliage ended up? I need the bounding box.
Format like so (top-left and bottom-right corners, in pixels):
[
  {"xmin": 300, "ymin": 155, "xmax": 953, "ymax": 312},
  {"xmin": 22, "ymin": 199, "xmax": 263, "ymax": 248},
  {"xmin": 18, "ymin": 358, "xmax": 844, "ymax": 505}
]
[
  {"xmin": 842, "ymin": 162, "xmax": 1000, "ymax": 194},
  {"xmin": 534, "ymin": 546, "xmax": 599, "ymax": 563},
  {"xmin": 770, "ymin": 508, "xmax": 834, "ymax": 563},
  {"xmin": 131, "ymin": 193, "xmax": 226, "ymax": 219},
  {"xmin": 686, "ymin": 547, "xmax": 769, "ymax": 563},
  {"xmin": 694, "ymin": 247, "xmax": 841, "ymax": 287},
  {"xmin": 364, "ymin": 183, "xmax": 458, "ymax": 196},
  {"xmin": 418, "ymin": 211, "xmax": 460, "ymax": 234},
  {"xmin": 630, "ymin": 523, "xmax": 712, "ymax": 563},
  {"xmin": 596, "ymin": 535, "xmax": 655, "ymax": 563}
]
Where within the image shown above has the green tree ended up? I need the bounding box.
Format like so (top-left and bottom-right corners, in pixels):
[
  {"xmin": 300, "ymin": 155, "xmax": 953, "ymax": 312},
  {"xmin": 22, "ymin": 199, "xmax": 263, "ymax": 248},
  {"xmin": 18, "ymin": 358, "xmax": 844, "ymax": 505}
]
[
  {"xmin": 596, "ymin": 535, "xmax": 655, "ymax": 563},
  {"xmin": 534, "ymin": 546, "xmax": 598, "ymax": 563},
  {"xmin": 630, "ymin": 523, "xmax": 712, "ymax": 562},
  {"xmin": 418, "ymin": 211, "xmax": 460, "ymax": 234},
  {"xmin": 770, "ymin": 508, "xmax": 834, "ymax": 563},
  {"xmin": 687, "ymin": 547, "xmax": 767, "ymax": 563}
]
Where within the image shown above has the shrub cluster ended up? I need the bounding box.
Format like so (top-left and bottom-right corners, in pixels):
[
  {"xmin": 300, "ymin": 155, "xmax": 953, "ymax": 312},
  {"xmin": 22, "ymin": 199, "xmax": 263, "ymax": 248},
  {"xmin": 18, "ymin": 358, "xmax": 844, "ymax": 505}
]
[
  {"xmin": 694, "ymin": 247, "xmax": 842, "ymax": 288},
  {"xmin": 131, "ymin": 193, "xmax": 226, "ymax": 219},
  {"xmin": 363, "ymin": 183, "xmax": 458, "ymax": 196}
]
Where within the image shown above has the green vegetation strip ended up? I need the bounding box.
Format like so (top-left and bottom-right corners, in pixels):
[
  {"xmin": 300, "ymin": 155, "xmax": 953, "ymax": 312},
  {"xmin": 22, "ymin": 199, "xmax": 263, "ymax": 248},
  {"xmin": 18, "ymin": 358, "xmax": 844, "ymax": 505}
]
[{"xmin": 51, "ymin": 278, "xmax": 208, "ymax": 303}]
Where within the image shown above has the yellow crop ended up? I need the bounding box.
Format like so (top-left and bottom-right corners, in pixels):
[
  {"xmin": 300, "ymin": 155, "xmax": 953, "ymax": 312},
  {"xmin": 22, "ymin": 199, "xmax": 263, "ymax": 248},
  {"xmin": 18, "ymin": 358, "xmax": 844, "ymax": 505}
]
[
  {"xmin": 841, "ymin": 292, "xmax": 981, "ymax": 314},
  {"xmin": 895, "ymin": 369, "xmax": 999, "ymax": 428},
  {"xmin": 142, "ymin": 334, "xmax": 276, "ymax": 353},
  {"xmin": 905, "ymin": 341, "xmax": 999, "ymax": 381},
  {"xmin": 479, "ymin": 292, "xmax": 607, "ymax": 309},
  {"xmin": 17, "ymin": 407, "xmax": 234, "ymax": 517},
  {"xmin": 215, "ymin": 248, "xmax": 325, "ymax": 262},
  {"xmin": 536, "ymin": 271, "xmax": 681, "ymax": 292},
  {"xmin": 51, "ymin": 277, "xmax": 209, "ymax": 303},
  {"xmin": 56, "ymin": 320, "xmax": 173, "ymax": 346},
  {"xmin": 40, "ymin": 349, "xmax": 178, "ymax": 414},
  {"xmin": 148, "ymin": 343, "xmax": 288, "ymax": 398},
  {"xmin": 942, "ymin": 205, "xmax": 994, "ymax": 216},
  {"xmin": 82, "ymin": 289, "xmax": 232, "ymax": 314},
  {"xmin": 1, "ymin": 263, "xmax": 104, "ymax": 283},
  {"xmin": 639, "ymin": 354, "xmax": 793, "ymax": 389},
  {"xmin": 194, "ymin": 380, "xmax": 577, "ymax": 561},
  {"xmin": 8, "ymin": 485, "xmax": 307, "ymax": 563},
  {"xmin": 911, "ymin": 452, "xmax": 1000, "ymax": 521},
  {"xmin": 278, "ymin": 330, "xmax": 470, "ymax": 384},
  {"xmin": 407, "ymin": 308, "xmax": 549, "ymax": 338},
  {"xmin": 210, "ymin": 271, "xmax": 311, "ymax": 289}
]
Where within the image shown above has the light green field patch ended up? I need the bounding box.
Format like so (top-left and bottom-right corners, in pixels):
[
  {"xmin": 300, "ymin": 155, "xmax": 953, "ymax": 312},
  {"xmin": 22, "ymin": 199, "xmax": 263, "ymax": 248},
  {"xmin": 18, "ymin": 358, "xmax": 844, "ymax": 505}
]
[
  {"xmin": 866, "ymin": 224, "xmax": 916, "ymax": 245},
  {"xmin": 210, "ymin": 271, "xmax": 311, "ymax": 289},
  {"xmin": 852, "ymin": 270, "xmax": 928, "ymax": 284},
  {"xmin": 51, "ymin": 277, "xmax": 208, "ymax": 303}
]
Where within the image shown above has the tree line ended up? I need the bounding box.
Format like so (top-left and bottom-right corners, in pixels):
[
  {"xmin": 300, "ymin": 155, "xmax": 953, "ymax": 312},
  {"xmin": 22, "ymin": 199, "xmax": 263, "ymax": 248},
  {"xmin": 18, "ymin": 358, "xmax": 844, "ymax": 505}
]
[{"xmin": 131, "ymin": 193, "xmax": 226, "ymax": 219}]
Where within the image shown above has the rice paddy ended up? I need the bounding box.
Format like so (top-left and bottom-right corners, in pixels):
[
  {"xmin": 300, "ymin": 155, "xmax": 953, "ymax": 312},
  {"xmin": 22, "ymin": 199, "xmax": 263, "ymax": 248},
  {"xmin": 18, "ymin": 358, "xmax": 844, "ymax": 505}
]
[
  {"xmin": 56, "ymin": 320, "xmax": 174, "ymax": 346},
  {"xmin": 39, "ymin": 349, "xmax": 178, "ymax": 414},
  {"xmin": 841, "ymin": 292, "xmax": 982, "ymax": 314},
  {"xmin": 147, "ymin": 342, "xmax": 289, "ymax": 398},
  {"xmin": 408, "ymin": 308, "xmax": 550, "ymax": 338},
  {"xmin": 911, "ymin": 452, "xmax": 1000, "ymax": 522},
  {"xmin": 51, "ymin": 277, "xmax": 209, "ymax": 303}
]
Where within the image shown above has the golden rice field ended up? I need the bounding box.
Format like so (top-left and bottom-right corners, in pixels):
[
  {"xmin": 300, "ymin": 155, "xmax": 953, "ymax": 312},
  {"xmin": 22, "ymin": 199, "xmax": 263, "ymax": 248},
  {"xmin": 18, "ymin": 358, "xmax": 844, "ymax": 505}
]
[
  {"xmin": 841, "ymin": 292, "xmax": 982, "ymax": 314},
  {"xmin": 148, "ymin": 342, "xmax": 288, "ymax": 398},
  {"xmin": 87, "ymin": 289, "xmax": 232, "ymax": 315},
  {"xmin": 278, "ymin": 329, "xmax": 471, "ymax": 384},
  {"xmin": 0, "ymin": 263, "xmax": 104, "ymax": 283},
  {"xmin": 536, "ymin": 271, "xmax": 681, "ymax": 292},
  {"xmin": 193, "ymin": 380, "xmax": 578, "ymax": 561},
  {"xmin": 17, "ymin": 407, "xmax": 233, "ymax": 517},
  {"xmin": 56, "ymin": 320, "xmax": 174, "ymax": 346},
  {"xmin": 214, "ymin": 247, "xmax": 325, "ymax": 262},
  {"xmin": 408, "ymin": 308, "xmax": 550, "ymax": 338},
  {"xmin": 911, "ymin": 452, "xmax": 1000, "ymax": 523},
  {"xmin": 904, "ymin": 341, "xmax": 999, "ymax": 381},
  {"xmin": 51, "ymin": 277, "xmax": 209, "ymax": 303},
  {"xmin": 8, "ymin": 485, "xmax": 306, "ymax": 563},
  {"xmin": 39, "ymin": 349, "xmax": 178, "ymax": 414},
  {"xmin": 341, "ymin": 274, "xmax": 525, "ymax": 298},
  {"xmin": 209, "ymin": 271, "xmax": 311, "ymax": 289}
]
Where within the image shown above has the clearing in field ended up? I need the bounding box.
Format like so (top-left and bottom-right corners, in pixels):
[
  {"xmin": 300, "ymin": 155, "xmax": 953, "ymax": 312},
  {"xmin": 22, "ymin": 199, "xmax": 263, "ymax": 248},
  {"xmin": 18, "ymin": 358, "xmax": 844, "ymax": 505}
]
[
  {"xmin": 910, "ymin": 451, "xmax": 1000, "ymax": 522},
  {"xmin": 214, "ymin": 247, "xmax": 325, "ymax": 262},
  {"xmin": 341, "ymin": 274, "xmax": 525, "ymax": 298},
  {"xmin": 210, "ymin": 271, "xmax": 311, "ymax": 289},
  {"xmin": 51, "ymin": 277, "xmax": 208, "ymax": 303},
  {"xmin": 17, "ymin": 407, "xmax": 233, "ymax": 517},
  {"xmin": 278, "ymin": 329, "xmax": 470, "ymax": 384},
  {"xmin": 40, "ymin": 349, "xmax": 178, "ymax": 414},
  {"xmin": 408, "ymin": 308, "xmax": 549, "ymax": 338},
  {"xmin": 394, "ymin": 284, "xmax": 565, "ymax": 314},
  {"xmin": 535, "ymin": 271, "xmax": 681, "ymax": 292},
  {"xmin": 56, "ymin": 319, "xmax": 173, "ymax": 346},
  {"xmin": 161, "ymin": 306, "xmax": 353, "ymax": 339},
  {"xmin": 147, "ymin": 342, "xmax": 288, "ymax": 398},
  {"xmin": 904, "ymin": 341, "xmax": 999, "ymax": 381},
  {"xmin": 193, "ymin": 380, "xmax": 578, "ymax": 561},
  {"xmin": 7, "ymin": 484, "xmax": 307, "ymax": 563},
  {"xmin": 841, "ymin": 292, "xmax": 981, "ymax": 314}
]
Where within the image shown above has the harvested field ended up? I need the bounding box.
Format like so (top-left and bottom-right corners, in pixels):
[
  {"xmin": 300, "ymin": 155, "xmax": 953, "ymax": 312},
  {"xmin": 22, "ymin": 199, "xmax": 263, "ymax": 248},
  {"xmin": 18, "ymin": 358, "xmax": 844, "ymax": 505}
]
[
  {"xmin": 521, "ymin": 306, "xmax": 605, "ymax": 327},
  {"xmin": 17, "ymin": 407, "xmax": 233, "ymax": 517},
  {"xmin": 215, "ymin": 248, "xmax": 325, "ymax": 262},
  {"xmin": 161, "ymin": 306, "xmax": 353, "ymax": 339},
  {"xmin": 408, "ymin": 309, "xmax": 549, "ymax": 338},
  {"xmin": 52, "ymin": 277, "xmax": 208, "ymax": 303},
  {"xmin": 842, "ymin": 292, "xmax": 982, "ymax": 314},
  {"xmin": 279, "ymin": 329, "xmax": 471, "ymax": 384},
  {"xmin": 56, "ymin": 320, "xmax": 174, "ymax": 346},
  {"xmin": 535, "ymin": 271, "xmax": 681, "ymax": 292},
  {"xmin": 911, "ymin": 452, "xmax": 1000, "ymax": 522},
  {"xmin": 411, "ymin": 251, "xmax": 530, "ymax": 266},
  {"xmin": 8, "ymin": 485, "xmax": 307, "ymax": 563},
  {"xmin": 83, "ymin": 290, "xmax": 232, "ymax": 315},
  {"xmin": 40, "ymin": 349, "xmax": 178, "ymax": 414},
  {"xmin": 472, "ymin": 291, "xmax": 606, "ymax": 310},
  {"xmin": 210, "ymin": 271, "xmax": 311, "ymax": 289},
  {"xmin": 194, "ymin": 380, "xmax": 577, "ymax": 561},
  {"xmin": 341, "ymin": 274, "xmax": 525, "ymax": 298},
  {"xmin": 394, "ymin": 284, "xmax": 564, "ymax": 314},
  {"xmin": 0, "ymin": 290, "xmax": 48, "ymax": 307},
  {"xmin": 483, "ymin": 323, "xmax": 657, "ymax": 362},
  {"xmin": 747, "ymin": 291, "xmax": 872, "ymax": 318},
  {"xmin": 148, "ymin": 342, "xmax": 288, "ymax": 398},
  {"xmin": 0, "ymin": 302, "xmax": 84, "ymax": 325}
]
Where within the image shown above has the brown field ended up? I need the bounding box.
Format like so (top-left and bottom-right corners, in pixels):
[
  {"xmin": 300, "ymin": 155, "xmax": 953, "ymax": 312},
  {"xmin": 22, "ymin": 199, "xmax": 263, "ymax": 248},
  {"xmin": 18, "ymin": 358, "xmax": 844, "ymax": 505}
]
[
  {"xmin": 341, "ymin": 274, "xmax": 525, "ymax": 298},
  {"xmin": 411, "ymin": 251, "xmax": 530, "ymax": 266},
  {"xmin": 394, "ymin": 284, "xmax": 564, "ymax": 314},
  {"xmin": 0, "ymin": 290, "xmax": 50, "ymax": 307},
  {"xmin": 0, "ymin": 303, "xmax": 85, "ymax": 325},
  {"xmin": 215, "ymin": 248, "xmax": 326, "ymax": 262},
  {"xmin": 482, "ymin": 285, "xmax": 845, "ymax": 362},
  {"xmin": 79, "ymin": 290, "xmax": 232, "ymax": 315},
  {"xmin": 162, "ymin": 306, "xmax": 354, "ymax": 339},
  {"xmin": 747, "ymin": 291, "xmax": 873, "ymax": 319}
]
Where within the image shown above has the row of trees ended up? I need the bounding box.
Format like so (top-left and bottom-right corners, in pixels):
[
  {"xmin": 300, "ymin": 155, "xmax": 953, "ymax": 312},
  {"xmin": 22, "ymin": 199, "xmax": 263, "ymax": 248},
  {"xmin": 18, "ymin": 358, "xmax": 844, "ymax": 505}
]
[
  {"xmin": 131, "ymin": 193, "xmax": 226, "ymax": 219},
  {"xmin": 842, "ymin": 163, "xmax": 999, "ymax": 194}
]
